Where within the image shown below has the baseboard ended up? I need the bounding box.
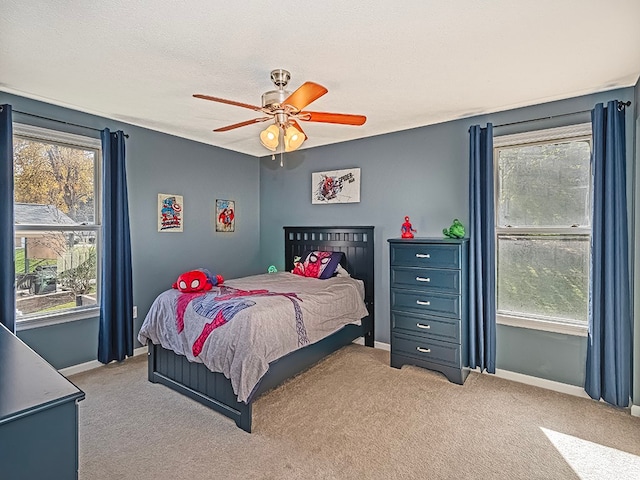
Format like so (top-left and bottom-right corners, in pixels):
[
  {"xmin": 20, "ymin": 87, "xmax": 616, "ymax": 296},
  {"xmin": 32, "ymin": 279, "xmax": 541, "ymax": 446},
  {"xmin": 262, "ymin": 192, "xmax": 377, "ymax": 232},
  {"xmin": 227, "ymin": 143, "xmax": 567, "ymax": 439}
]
[
  {"xmin": 352, "ymin": 337, "xmax": 391, "ymax": 351},
  {"xmin": 631, "ymin": 405, "xmax": 640, "ymax": 418},
  {"xmin": 485, "ymin": 368, "xmax": 591, "ymax": 399},
  {"xmin": 59, "ymin": 345, "xmax": 148, "ymax": 377}
]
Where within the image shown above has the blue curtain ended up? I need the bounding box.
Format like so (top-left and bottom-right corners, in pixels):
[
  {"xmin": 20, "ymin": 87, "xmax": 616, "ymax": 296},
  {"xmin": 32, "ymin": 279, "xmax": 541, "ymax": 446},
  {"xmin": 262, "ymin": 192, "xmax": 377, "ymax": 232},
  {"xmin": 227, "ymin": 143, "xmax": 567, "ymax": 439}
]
[
  {"xmin": 585, "ymin": 101, "xmax": 631, "ymax": 407},
  {"xmin": 468, "ymin": 124, "xmax": 496, "ymax": 373},
  {"xmin": 98, "ymin": 129, "xmax": 133, "ymax": 363},
  {"xmin": 0, "ymin": 105, "xmax": 15, "ymax": 333}
]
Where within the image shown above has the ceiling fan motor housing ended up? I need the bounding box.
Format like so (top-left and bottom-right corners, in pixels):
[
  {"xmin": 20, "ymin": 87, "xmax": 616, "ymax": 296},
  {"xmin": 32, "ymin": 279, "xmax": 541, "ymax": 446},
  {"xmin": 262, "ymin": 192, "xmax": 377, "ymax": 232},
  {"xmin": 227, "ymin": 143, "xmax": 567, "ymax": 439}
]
[
  {"xmin": 262, "ymin": 69, "xmax": 293, "ymax": 109},
  {"xmin": 262, "ymin": 89, "xmax": 291, "ymax": 109}
]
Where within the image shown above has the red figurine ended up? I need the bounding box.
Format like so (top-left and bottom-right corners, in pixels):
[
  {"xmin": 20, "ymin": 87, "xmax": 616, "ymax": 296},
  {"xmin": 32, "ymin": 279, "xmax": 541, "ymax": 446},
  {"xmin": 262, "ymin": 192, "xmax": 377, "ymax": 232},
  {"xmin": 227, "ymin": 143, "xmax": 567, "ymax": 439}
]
[{"xmin": 401, "ymin": 216, "xmax": 416, "ymax": 239}]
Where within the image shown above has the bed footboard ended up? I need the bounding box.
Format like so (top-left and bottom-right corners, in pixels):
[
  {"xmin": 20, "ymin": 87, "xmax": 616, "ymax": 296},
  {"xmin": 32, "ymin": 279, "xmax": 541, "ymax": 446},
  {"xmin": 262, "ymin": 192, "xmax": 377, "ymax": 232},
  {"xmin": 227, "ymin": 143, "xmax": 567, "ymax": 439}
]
[{"xmin": 148, "ymin": 342, "xmax": 252, "ymax": 432}]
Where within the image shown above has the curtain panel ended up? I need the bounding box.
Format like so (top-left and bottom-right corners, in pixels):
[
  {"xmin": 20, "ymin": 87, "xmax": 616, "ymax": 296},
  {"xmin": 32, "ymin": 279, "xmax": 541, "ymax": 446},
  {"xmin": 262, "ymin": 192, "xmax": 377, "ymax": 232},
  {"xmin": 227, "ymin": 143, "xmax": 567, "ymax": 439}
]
[
  {"xmin": 585, "ymin": 101, "xmax": 631, "ymax": 407},
  {"xmin": 0, "ymin": 105, "xmax": 15, "ymax": 333},
  {"xmin": 98, "ymin": 129, "xmax": 133, "ymax": 363},
  {"xmin": 468, "ymin": 124, "xmax": 496, "ymax": 373}
]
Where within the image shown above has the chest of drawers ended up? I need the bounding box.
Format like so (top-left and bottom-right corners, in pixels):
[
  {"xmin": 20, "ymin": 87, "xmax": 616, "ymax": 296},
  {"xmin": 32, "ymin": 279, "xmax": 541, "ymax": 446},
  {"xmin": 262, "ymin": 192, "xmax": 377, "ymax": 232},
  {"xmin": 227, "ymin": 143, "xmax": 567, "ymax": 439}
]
[{"xmin": 388, "ymin": 238, "xmax": 469, "ymax": 384}]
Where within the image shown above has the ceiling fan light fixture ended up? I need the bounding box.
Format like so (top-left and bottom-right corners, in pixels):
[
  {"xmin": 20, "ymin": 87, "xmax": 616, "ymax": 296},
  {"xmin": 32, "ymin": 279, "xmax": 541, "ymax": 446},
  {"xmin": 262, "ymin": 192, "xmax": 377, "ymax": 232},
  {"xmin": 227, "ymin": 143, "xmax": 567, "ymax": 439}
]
[
  {"xmin": 284, "ymin": 125, "xmax": 305, "ymax": 152},
  {"xmin": 260, "ymin": 124, "xmax": 280, "ymax": 151}
]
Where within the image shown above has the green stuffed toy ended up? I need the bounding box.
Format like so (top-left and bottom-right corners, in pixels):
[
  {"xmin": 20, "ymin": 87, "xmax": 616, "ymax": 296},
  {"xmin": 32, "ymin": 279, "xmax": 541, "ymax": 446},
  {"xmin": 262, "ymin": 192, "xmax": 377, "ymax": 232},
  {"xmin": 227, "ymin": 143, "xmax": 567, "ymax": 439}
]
[{"xmin": 443, "ymin": 219, "xmax": 465, "ymax": 239}]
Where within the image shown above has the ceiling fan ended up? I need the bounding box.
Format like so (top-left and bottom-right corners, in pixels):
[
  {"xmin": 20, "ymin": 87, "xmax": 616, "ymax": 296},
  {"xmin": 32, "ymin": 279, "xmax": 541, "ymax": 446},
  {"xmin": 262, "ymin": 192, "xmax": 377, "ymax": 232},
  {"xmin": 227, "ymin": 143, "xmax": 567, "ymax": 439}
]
[{"xmin": 193, "ymin": 69, "xmax": 366, "ymax": 154}]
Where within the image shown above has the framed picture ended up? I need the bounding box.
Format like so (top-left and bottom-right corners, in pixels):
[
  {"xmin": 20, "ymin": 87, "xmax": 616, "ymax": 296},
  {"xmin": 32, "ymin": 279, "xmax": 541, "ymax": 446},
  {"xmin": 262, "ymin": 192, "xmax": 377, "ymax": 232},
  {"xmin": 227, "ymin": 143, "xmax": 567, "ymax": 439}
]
[
  {"xmin": 158, "ymin": 193, "xmax": 183, "ymax": 232},
  {"xmin": 216, "ymin": 199, "xmax": 235, "ymax": 232},
  {"xmin": 312, "ymin": 167, "xmax": 361, "ymax": 204}
]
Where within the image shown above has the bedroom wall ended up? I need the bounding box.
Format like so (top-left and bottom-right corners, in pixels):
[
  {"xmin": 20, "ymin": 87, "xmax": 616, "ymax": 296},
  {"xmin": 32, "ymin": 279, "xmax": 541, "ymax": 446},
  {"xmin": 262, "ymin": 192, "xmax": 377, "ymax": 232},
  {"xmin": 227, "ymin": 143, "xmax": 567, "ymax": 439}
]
[
  {"xmin": 1, "ymin": 92, "xmax": 261, "ymax": 369},
  {"xmin": 260, "ymin": 87, "xmax": 636, "ymax": 390}
]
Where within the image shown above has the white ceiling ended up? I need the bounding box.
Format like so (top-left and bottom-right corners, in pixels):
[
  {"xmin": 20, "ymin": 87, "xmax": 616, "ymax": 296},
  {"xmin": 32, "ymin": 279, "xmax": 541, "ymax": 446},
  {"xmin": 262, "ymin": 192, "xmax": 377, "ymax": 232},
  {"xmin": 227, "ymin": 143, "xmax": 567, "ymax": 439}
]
[{"xmin": 2, "ymin": 1, "xmax": 639, "ymax": 158}]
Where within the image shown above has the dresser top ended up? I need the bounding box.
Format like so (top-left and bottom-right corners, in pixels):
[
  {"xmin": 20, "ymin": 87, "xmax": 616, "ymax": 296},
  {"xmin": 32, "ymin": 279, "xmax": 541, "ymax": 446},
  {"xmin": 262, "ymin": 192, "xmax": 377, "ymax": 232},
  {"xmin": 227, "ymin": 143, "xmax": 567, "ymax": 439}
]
[
  {"xmin": 388, "ymin": 237, "xmax": 469, "ymax": 244},
  {"xmin": 0, "ymin": 324, "xmax": 85, "ymax": 423}
]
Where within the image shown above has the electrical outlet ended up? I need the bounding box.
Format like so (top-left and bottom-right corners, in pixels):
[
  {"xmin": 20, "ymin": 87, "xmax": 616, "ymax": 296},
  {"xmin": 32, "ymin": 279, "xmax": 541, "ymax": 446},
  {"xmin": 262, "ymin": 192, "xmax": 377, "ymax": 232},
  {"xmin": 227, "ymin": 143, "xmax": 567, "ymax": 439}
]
[{"xmin": 133, "ymin": 306, "xmax": 138, "ymax": 318}]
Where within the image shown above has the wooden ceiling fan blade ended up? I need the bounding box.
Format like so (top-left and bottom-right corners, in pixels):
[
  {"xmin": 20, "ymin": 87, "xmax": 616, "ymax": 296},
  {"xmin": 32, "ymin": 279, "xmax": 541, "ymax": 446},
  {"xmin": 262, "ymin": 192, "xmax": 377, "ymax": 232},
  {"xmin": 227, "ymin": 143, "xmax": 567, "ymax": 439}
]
[
  {"xmin": 193, "ymin": 94, "xmax": 263, "ymax": 112},
  {"xmin": 213, "ymin": 117, "xmax": 271, "ymax": 132},
  {"xmin": 301, "ymin": 111, "xmax": 367, "ymax": 126},
  {"xmin": 283, "ymin": 82, "xmax": 328, "ymax": 112}
]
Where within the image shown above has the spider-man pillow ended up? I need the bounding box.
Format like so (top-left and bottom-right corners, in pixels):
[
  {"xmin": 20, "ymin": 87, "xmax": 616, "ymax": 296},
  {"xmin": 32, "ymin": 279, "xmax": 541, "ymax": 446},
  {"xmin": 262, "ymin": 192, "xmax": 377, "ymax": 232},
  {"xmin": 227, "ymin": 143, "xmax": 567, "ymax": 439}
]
[{"xmin": 291, "ymin": 251, "xmax": 344, "ymax": 279}]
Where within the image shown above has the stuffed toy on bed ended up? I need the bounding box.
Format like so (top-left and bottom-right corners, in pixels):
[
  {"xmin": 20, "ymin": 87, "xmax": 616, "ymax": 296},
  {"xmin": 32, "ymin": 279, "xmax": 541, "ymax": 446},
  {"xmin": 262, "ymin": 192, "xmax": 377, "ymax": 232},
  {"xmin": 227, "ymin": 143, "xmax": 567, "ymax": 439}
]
[{"xmin": 172, "ymin": 268, "xmax": 224, "ymax": 293}]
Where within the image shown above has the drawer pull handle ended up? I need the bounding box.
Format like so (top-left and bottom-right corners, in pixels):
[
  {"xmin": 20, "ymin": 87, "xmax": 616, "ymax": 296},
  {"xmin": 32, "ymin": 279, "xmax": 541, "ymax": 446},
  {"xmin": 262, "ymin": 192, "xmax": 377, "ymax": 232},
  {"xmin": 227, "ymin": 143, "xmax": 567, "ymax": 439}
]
[
  {"xmin": 416, "ymin": 347, "xmax": 431, "ymax": 353},
  {"xmin": 416, "ymin": 276, "xmax": 431, "ymax": 282},
  {"xmin": 416, "ymin": 323, "xmax": 431, "ymax": 329},
  {"xmin": 416, "ymin": 300, "xmax": 431, "ymax": 306},
  {"xmin": 416, "ymin": 253, "xmax": 431, "ymax": 258}
]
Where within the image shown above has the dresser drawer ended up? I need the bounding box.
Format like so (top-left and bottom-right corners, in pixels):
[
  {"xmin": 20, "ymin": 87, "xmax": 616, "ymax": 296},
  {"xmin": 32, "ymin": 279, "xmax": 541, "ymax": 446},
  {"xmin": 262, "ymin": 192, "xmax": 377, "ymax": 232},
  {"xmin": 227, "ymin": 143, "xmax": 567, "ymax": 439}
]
[
  {"xmin": 391, "ymin": 289, "xmax": 460, "ymax": 319},
  {"xmin": 392, "ymin": 333, "xmax": 461, "ymax": 368},
  {"xmin": 390, "ymin": 266, "xmax": 461, "ymax": 294},
  {"xmin": 390, "ymin": 243, "xmax": 460, "ymax": 269},
  {"xmin": 391, "ymin": 311, "xmax": 460, "ymax": 343}
]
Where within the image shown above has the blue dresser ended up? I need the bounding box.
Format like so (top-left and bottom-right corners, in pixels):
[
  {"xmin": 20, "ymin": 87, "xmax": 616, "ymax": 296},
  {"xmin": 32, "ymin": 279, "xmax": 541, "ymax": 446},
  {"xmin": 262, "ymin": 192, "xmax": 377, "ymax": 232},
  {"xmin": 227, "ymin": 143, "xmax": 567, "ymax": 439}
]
[
  {"xmin": 388, "ymin": 238, "xmax": 469, "ymax": 384},
  {"xmin": 0, "ymin": 323, "xmax": 85, "ymax": 479}
]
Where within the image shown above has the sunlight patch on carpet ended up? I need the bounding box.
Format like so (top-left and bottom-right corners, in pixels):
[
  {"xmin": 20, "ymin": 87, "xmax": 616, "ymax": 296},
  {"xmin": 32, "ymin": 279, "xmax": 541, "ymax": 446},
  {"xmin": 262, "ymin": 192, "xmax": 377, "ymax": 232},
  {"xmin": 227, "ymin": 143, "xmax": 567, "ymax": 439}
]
[{"xmin": 540, "ymin": 427, "xmax": 640, "ymax": 480}]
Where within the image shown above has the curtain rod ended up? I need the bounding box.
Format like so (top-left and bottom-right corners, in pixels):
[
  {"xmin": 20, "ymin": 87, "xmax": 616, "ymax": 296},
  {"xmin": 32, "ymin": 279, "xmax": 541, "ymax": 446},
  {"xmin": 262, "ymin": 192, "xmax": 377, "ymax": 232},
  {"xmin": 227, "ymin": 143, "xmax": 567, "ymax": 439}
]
[
  {"xmin": 493, "ymin": 109, "xmax": 591, "ymax": 129},
  {"xmin": 493, "ymin": 101, "xmax": 630, "ymax": 130},
  {"xmin": 8, "ymin": 108, "xmax": 129, "ymax": 138}
]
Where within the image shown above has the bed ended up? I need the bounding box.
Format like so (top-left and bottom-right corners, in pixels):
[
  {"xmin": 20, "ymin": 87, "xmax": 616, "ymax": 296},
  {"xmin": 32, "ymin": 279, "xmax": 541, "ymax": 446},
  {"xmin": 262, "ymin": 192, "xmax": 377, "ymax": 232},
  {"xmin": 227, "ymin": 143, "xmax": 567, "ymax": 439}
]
[{"xmin": 140, "ymin": 226, "xmax": 375, "ymax": 432}]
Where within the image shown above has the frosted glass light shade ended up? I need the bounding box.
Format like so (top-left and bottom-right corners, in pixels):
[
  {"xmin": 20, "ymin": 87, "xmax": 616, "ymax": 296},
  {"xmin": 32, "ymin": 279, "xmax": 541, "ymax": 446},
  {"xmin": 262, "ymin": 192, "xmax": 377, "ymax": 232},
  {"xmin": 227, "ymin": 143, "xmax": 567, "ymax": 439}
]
[
  {"xmin": 284, "ymin": 125, "xmax": 305, "ymax": 152},
  {"xmin": 260, "ymin": 124, "xmax": 280, "ymax": 151}
]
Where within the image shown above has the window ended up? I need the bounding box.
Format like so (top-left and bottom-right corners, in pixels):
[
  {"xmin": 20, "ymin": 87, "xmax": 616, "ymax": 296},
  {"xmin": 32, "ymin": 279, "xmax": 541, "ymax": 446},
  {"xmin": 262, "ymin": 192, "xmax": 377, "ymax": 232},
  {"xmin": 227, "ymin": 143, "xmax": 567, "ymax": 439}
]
[
  {"xmin": 13, "ymin": 124, "xmax": 101, "ymax": 327},
  {"xmin": 494, "ymin": 124, "xmax": 592, "ymax": 336}
]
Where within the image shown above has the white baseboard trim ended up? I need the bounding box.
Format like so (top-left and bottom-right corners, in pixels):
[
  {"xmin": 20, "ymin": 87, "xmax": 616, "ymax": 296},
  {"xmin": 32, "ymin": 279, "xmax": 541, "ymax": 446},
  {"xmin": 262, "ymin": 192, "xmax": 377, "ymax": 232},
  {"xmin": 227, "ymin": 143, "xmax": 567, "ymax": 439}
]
[
  {"xmin": 631, "ymin": 405, "xmax": 640, "ymax": 418},
  {"xmin": 59, "ymin": 345, "xmax": 148, "ymax": 377},
  {"xmin": 352, "ymin": 337, "xmax": 391, "ymax": 351},
  {"xmin": 484, "ymin": 368, "xmax": 591, "ymax": 399}
]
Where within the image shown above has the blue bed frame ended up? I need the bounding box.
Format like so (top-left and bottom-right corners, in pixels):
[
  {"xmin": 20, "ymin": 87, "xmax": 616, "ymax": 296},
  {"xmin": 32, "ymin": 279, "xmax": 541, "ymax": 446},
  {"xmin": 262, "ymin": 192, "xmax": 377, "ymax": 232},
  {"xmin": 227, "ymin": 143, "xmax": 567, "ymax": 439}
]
[{"xmin": 147, "ymin": 226, "xmax": 375, "ymax": 432}]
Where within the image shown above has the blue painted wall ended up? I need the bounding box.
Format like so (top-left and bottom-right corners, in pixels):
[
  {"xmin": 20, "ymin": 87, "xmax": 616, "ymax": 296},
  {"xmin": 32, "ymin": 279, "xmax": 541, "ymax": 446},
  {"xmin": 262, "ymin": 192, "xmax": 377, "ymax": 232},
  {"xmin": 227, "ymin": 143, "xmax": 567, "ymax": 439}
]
[
  {"xmin": 260, "ymin": 87, "xmax": 636, "ymax": 390},
  {"xmin": 1, "ymin": 92, "xmax": 260, "ymax": 369}
]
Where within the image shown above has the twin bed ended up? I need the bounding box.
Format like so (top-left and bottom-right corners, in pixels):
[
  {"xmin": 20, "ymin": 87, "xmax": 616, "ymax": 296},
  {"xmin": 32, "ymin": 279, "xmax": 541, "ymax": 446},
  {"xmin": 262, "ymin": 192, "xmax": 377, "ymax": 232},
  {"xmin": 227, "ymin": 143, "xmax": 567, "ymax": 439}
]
[{"xmin": 139, "ymin": 226, "xmax": 375, "ymax": 432}]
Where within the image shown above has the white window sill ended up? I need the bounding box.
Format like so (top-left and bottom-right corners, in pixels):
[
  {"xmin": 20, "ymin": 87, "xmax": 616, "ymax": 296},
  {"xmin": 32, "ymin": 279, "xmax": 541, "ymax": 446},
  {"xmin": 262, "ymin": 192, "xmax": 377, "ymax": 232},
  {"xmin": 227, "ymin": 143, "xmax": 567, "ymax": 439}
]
[
  {"xmin": 497, "ymin": 313, "xmax": 588, "ymax": 337},
  {"xmin": 16, "ymin": 306, "xmax": 100, "ymax": 331}
]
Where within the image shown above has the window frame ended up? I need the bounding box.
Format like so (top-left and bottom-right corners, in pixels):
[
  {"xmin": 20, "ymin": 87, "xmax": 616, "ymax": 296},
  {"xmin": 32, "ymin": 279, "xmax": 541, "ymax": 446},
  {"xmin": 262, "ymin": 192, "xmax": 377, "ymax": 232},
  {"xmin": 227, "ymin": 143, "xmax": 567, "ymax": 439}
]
[
  {"xmin": 13, "ymin": 123, "xmax": 102, "ymax": 330},
  {"xmin": 493, "ymin": 123, "xmax": 592, "ymax": 337}
]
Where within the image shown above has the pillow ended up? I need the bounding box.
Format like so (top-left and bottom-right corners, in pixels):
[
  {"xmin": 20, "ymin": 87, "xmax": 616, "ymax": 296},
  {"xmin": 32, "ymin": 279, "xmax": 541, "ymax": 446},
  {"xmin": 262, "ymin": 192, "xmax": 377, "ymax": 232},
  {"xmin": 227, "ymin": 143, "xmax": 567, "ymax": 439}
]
[{"xmin": 291, "ymin": 251, "xmax": 345, "ymax": 279}]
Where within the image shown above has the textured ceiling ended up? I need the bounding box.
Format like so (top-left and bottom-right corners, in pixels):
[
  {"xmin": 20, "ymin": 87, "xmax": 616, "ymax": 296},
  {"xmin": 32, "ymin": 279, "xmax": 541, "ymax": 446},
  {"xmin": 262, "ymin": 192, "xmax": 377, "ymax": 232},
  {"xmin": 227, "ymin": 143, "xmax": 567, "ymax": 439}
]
[{"xmin": 2, "ymin": 1, "xmax": 639, "ymax": 157}]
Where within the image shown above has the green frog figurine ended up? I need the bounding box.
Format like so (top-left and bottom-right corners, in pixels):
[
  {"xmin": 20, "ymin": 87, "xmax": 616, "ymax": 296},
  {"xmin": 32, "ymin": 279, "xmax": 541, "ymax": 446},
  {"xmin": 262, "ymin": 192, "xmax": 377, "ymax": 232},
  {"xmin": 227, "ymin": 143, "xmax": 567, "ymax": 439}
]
[{"xmin": 443, "ymin": 219, "xmax": 465, "ymax": 239}]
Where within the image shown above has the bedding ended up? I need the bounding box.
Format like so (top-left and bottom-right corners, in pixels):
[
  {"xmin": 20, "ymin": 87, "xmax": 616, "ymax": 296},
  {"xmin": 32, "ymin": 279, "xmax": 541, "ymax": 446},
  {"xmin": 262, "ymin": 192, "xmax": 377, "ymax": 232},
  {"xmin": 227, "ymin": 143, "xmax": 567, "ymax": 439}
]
[{"xmin": 138, "ymin": 271, "xmax": 368, "ymax": 403}]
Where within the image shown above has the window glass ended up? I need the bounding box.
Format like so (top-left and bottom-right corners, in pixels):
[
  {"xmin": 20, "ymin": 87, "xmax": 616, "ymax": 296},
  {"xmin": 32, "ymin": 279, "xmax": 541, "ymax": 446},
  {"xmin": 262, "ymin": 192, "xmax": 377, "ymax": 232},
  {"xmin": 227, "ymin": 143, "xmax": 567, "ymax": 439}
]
[
  {"xmin": 13, "ymin": 127, "xmax": 100, "ymax": 322},
  {"xmin": 497, "ymin": 235, "xmax": 589, "ymax": 324},
  {"xmin": 496, "ymin": 140, "xmax": 591, "ymax": 227},
  {"xmin": 494, "ymin": 125, "xmax": 591, "ymax": 332}
]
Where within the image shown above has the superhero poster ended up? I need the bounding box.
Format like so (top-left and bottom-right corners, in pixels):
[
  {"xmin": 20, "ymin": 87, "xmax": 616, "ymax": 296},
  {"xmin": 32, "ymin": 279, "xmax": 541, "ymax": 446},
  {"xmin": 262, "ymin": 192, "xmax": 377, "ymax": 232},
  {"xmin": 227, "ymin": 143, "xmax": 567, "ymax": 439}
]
[
  {"xmin": 158, "ymin": 193, "xmax": 183, "ymax": 232},
  {"xmin": 311, "ymin": 167, "xmax": 361, "ymax": 204},
  {"xmin": 215, "ymin": 199, "xmax": 235, "ymax": 232}
]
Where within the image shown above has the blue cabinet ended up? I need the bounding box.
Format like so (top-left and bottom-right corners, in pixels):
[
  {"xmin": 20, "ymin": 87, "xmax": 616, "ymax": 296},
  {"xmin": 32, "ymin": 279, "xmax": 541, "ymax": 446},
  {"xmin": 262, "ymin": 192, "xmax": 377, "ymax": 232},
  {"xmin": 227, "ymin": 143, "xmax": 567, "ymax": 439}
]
[
  {"xmin": 388, "ymin": 238, "xmax": 469, "ymax": 384},
  {"xmin": 0, "ymin": 323, "xmax": 85, "ymax": 479}
]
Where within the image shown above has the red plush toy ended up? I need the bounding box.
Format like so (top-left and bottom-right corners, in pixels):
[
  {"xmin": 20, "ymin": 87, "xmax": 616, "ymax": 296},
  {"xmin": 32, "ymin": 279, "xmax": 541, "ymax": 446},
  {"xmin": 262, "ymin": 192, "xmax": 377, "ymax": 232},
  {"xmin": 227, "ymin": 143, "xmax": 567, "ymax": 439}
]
[{"xmin": 172, "ymin": 269, "xmax": 224, "ymax": 293}]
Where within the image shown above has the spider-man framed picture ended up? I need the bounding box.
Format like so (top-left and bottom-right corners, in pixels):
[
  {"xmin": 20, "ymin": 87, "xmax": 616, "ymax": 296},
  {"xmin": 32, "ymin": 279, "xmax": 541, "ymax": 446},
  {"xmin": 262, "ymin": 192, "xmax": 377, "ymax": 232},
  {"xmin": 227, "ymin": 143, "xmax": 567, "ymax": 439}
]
[
  {"xmin": 215, "ymin": 199, "xmax": 235, "ymax": 232},
  {"xmin": 311, "ymin": 167, "xmax": 360, "ymax": 204}
]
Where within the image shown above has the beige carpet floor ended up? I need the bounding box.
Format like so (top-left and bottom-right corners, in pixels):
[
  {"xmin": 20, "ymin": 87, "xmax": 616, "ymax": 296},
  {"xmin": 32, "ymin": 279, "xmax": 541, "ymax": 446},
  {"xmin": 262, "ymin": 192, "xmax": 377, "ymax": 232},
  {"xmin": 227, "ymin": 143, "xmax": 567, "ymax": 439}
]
[{"xmin": 70, "ymin": 345, "xmax": 640, "ymax": 480}]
